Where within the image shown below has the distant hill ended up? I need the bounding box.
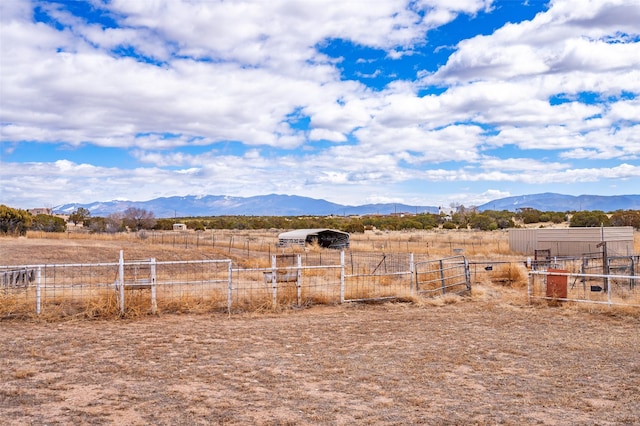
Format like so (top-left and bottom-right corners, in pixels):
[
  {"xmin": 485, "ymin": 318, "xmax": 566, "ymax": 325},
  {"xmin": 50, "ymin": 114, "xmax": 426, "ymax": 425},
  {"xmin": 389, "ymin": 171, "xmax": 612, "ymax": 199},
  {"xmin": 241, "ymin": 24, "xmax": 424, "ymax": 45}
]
[
  {"xmin": 477, "ymin": 193, "xmax": 640, "ymax": 212},
  {"xmin": 53, "ymin": 192, "xmax": 640, "ymax": 218},
  {"xmin": 54, "ymin": 194, "xmax": 439, "ymax": 218}
]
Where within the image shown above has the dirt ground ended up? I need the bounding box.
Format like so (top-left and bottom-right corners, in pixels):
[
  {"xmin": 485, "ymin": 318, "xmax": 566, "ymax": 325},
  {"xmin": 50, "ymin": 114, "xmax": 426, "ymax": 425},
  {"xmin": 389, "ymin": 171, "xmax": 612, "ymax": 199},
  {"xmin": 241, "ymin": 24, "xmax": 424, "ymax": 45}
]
[
  {"xmin": 2, "ymin": 235, "xmax": 639, "ymax": 424},
  {"xmin": 2, "ymin": 295, "xmax": 639, "ymax": 425}
]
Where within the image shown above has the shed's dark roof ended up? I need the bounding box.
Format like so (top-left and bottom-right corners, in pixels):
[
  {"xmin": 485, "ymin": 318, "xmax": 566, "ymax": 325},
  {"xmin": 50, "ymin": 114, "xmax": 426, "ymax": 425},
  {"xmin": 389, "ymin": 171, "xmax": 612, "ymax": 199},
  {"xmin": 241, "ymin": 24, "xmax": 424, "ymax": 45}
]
[{"xmin": 278, "ymin": 229, "xmax": 348, "ymax": 239}]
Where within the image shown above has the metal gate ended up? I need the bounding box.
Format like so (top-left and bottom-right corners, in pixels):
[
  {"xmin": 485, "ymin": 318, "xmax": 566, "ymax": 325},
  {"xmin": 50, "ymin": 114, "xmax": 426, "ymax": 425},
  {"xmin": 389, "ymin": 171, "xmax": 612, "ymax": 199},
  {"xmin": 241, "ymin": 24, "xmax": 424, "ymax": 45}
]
[
  {"xmin": 415, "ymin": 255, "xmax": 471, "ymax": 296},
  {"xmin": 343, "ymin": 252, "xmax": 414, "ymax": 302}
]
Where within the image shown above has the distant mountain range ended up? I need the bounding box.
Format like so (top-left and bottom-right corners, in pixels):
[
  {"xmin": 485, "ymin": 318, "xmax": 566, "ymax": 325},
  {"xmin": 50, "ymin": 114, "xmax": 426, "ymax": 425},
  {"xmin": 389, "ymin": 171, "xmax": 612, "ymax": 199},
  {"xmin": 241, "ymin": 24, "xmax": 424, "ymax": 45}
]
[
  {"xmin": 54, "ymin": 194, "xmax": 439, "ymax": 217},
  {"xmin": 476, "ymin": 193, "xmax": 640, "ymax": 212},
  {"xmin": 53, "ymin": 193, "xmax": 640, "ymax": 218}
]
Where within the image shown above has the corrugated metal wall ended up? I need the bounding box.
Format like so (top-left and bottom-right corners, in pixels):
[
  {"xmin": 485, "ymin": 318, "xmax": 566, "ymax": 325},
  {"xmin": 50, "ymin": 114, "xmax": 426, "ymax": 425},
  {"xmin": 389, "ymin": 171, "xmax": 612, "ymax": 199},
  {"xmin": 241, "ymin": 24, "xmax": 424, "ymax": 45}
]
[
  {"xmin": 509, "ymin": 229, "xmax": 538, "ymax": 255},
  {"xmin": 509, "ymin": 227, "xmax": 634, "ymax": 256}
]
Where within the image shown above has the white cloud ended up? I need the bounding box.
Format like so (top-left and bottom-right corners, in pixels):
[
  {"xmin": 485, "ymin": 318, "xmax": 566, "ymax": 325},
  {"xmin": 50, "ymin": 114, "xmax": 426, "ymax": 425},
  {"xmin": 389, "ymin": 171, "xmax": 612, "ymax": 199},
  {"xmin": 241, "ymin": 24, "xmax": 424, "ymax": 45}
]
[
  {"xmin": 1, "ymin": 0, "xmax": 639, "ymax": 209},
  {"xmin": 308, "ymin": 129, "xmax": 348, "ymax": 143},
  {"xmin": 479, "ymin": 157, "xmax": 570, "ymax": 172},
  {"xmin": 432, "ymin": 0, "xmax": 640, "ymax": 83}
]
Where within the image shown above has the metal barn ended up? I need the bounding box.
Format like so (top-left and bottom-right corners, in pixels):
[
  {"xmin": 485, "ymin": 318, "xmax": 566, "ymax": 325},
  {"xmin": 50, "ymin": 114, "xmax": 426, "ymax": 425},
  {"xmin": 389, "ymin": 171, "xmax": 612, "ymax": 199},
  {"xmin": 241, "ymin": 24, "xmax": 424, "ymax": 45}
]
[
  {"xmin": 277, "ymin": 229, "xmax": 350, "ymax": 249},
  {"xmin": 509, "ymin": 227, "xmax": 634, "ymax": 257}
]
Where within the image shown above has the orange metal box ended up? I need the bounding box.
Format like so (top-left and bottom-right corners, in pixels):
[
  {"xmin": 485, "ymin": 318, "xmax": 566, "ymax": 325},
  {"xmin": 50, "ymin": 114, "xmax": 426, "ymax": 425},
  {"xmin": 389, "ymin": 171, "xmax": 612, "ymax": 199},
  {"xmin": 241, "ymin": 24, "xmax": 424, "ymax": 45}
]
[{"xmin": 546, "ymin": 268, "xmax": 568, "ymax": 299}]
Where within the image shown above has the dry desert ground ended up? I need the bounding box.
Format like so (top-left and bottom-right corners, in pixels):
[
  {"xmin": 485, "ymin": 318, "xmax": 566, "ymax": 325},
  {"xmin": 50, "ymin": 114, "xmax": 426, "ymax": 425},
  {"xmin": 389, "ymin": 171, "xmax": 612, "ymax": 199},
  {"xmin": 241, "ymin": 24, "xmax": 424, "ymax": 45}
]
[{"xmin": 1, "ymin": 232, "xmax": 639, "ymax": 425}]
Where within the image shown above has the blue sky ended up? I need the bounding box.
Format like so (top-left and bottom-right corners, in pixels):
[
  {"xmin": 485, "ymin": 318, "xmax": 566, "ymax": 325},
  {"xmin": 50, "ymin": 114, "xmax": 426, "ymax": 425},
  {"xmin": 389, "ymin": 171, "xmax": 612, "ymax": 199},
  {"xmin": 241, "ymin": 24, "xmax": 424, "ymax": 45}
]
[{"xmin": 1, "ymin": 0, "xmax": 639, "ymax": 210}]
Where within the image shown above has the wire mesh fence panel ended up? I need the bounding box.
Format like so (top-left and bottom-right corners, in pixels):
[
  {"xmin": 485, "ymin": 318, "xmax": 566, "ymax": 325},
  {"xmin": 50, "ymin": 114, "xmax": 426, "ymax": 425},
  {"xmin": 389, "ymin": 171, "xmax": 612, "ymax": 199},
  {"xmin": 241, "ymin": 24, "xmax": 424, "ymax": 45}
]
[
  {"xmin": 152, "ymin": 260, "xmax": 231, "ymax": 313},
  {"xmin": 1, "ymin": 266, "xmax": 39, "ymax": 317},
  {"xmin": 414, "ymin": 256, "xmax": 470, "ymax": 296},
  {"xmin": 1, "ymin": 259, "xmax": 232, "ymax": 317},
  {"xmin": 608, "ymin": 256, "xmax": 639, "ymax": 289},
  {"xmin": 581, "ymin": 252, "xmax": 605, "ymax": 275},
  {"xmin": 299, "ymin": 251, "xmax": 343, "ymax": 267},
  {"xmin": 40, "ymin": 263, "xmax": 122, "ymax": 316},
  {"xmin": 528, "ymin": 270, "xmax": 640, "ymax": 307},
  {"xmin": 344, "ymin": 252, "xmax": 412, "ymax": 275},
  {"xmin": 299, "ymin": 266, "xmax": 342, "ymax": 305},
  {"xmin": 275, "ymin": 254, "xmax": 342, "ymax": 305},
  {"xmin": 2, "ymin": 263, "xmax": 121, "ymax": 318},
  {"xmin": 343, "ymin": 252, "xmax": 414, "ymax": 302},
  {"xmin": 230, "ymin": 267, "xmax": 277, "ymax": 312},
  {"xmin": 344, "ymin": 273, "xmax": 413, "ymax": 302},
  {"xmin": 528, "ymin": 253, "xmax": 640, "ymax": 308},
  {"xmin": 233, "ymin": 264, "xmax": 275, "ymax": 309},
  {"xmin": 230, "ymin": 263, "xmax": 343, "ymax": 311}
]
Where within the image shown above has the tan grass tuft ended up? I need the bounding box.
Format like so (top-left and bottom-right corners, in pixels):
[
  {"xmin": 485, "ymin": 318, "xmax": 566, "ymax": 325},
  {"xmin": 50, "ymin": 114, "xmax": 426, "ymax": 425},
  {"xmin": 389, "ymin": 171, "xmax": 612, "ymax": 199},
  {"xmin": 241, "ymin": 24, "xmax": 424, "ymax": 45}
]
[{"xmin": 490, "ymin": 264, "xmax": 528, "ymax": 288}]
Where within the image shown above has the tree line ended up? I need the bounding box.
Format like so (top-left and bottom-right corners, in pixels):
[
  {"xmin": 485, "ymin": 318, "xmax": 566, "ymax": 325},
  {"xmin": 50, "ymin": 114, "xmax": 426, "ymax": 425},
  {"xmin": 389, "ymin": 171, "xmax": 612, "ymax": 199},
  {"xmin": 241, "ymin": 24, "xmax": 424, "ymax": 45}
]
[
  {"xmin": 128, "ymin": 207, "xmax": 640, "ymax": 232},
  {"xmin": 0, "ymin": 205, "xmax": 156, "ymax": 236},
  {"xmin": 2, "ymin": 204, "xmax": 640, "ymax": 236}
]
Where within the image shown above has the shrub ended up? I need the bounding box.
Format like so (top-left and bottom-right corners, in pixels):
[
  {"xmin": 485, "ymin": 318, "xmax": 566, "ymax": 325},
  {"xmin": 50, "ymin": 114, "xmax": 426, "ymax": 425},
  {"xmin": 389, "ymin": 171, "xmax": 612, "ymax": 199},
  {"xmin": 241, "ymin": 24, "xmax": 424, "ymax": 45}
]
[
  {"xmin": 30, "ymin": 214, "xmax": 67, "ymax": 232},
  {"xmin": 0, "ymin": 205, "xmax": 32, "ymax": 236}
]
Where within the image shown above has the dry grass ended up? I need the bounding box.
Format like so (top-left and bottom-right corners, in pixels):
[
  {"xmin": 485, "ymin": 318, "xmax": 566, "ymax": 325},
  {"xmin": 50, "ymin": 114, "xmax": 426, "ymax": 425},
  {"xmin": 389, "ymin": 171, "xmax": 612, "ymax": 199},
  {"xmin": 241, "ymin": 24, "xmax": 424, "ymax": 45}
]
[
  {"xmin": 2, "ymin": 231, "xmax": 640, "ymax": 424},
  {"xmin": 351, "ymin": 229, "xmax": 515, "ymax": 258},
  {"xmin": 0, "ymin": 293, "xmax": 31, "ymax": 319},
  {"xmin": 15, "ymin": 228, "xmax": 520, "ymax": 262},
  {"xmin": 2, "ymin": 301, "xmax": 639, "ymax": 425},
  {"xmin": 489, "ymin": 263, "xmax": 529, "ymax": 288},
  {"xmin": 2, "ymin": 230, "xmax": 639, "ymax": 319}
]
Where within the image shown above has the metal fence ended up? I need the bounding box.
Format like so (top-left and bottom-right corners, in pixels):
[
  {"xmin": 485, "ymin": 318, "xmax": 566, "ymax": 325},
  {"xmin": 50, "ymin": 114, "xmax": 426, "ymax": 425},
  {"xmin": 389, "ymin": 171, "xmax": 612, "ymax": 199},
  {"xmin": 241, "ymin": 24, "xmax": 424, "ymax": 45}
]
[
  {"xmin": 415, "ymin": 255, "xmax": 471, "ymax": 296},
  {"xmin": 1, "ymin": 251, "xmax": 473, "ymax": 318},
  {"xmin": 528, "ymin": 269, "xmax": 640, "ymax": 307},
  {"xmin": 343, "ymin": 252, "xmax": 416, "ymax": 302},
  {"xmin": 229, "ymin": 254, "xmax": 343, "ymax": 310},
  {"xmin": 1, "ymin": 251, "xmax": 232, "ymax": 317}
]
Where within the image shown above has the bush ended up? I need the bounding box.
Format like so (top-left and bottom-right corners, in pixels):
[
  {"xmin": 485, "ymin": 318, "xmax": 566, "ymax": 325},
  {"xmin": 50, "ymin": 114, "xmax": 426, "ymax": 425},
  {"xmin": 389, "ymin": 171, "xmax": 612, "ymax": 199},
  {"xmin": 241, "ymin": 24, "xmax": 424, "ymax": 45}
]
[
  {"xmin": 469, "ymin": 214, "xmax": 496, "ymax": 231},
  {"xmin": 30, "ymin": 214, "xmax": 67, "ymax": 232},
  {"xmin": 85, "ymin": 217, "xmax": 106, "ymax": 233},
  {"xmin": 570, "ymin": 210, "xmax": 610, "ymax": 227},
  {"xmin": 0, "ymin": 205, "xmax": 32, "ymax": 236},
  {"xmin": 610, "ymin": 210, "xmax": 640, "ymax": 229}
]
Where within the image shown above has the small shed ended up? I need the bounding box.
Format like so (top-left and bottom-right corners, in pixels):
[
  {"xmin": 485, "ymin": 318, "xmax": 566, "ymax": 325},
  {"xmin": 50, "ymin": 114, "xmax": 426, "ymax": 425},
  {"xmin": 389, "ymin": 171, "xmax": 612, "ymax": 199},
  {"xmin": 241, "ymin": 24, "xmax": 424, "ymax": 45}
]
[
  {"xmin": 173, "ymin": 223, "xmax": 187, "ymax": 231},
  {"xmin": 277, "ymin": 229, "xmax": 350, "ymax": 249},
  {"xmin": 509, "ymin": 226, "xmax": 634, "ymax": 257}
]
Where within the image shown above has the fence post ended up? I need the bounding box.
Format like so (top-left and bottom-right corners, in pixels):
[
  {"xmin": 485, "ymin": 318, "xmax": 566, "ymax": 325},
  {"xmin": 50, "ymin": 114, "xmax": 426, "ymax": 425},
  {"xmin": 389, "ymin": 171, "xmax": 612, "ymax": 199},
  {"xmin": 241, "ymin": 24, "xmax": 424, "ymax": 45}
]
[
  {"xmin": 36, "ymin": 266, "xmax": 42, "ymax": 315},
  {"xmin": 439, "ymin": 259, "xmax": 446, "ymax": 294},
  {"xmin": 340, "ymin": 250, "xmax": 345, "ymax": 304},
  {"xmin": 271, "ymin": 255, "xmax": 277, "ymax": 307},
  {"xmin": 119, "ymin": 250, "xmax": 125, "ymax": 315},
  {"xmin": 296, "ymin": 254, "xmax": 302, "ymax": 306},
  {"xmin": 227, "ymin": 260, "xmax": 233, "ymax": 314},
  {"xmin": 464, "ymin": 256, "xmax": 471, "ymax": 291},
  {"xmin": 409, "ymin": 253, "xmax": 414, "ymax": 294},
  {"xmin": 150, "ymin": 258, "xmax": 157, "ymax": 315}
]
